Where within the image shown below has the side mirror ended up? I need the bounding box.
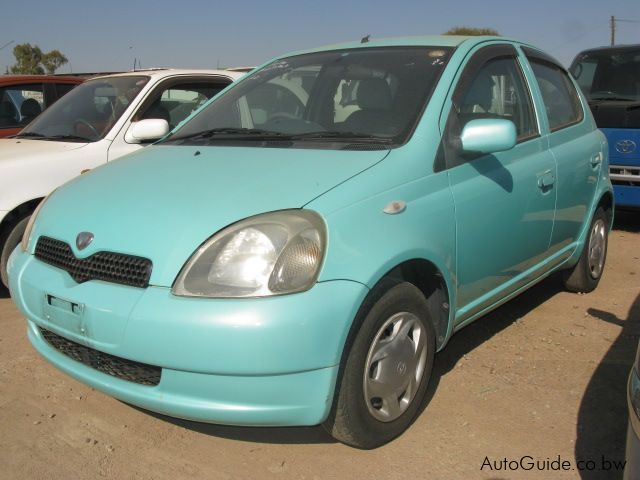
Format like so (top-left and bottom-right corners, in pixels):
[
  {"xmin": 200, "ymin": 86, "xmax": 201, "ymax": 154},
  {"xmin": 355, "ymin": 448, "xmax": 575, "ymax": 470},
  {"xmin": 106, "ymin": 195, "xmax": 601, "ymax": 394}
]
[
  {"xmin": 460, "ymin": 118, "xmax": 517, "ymax": 155},
  {"xmin": 125, "ymin": 119, "xmax": 170, "ymax": 144}
]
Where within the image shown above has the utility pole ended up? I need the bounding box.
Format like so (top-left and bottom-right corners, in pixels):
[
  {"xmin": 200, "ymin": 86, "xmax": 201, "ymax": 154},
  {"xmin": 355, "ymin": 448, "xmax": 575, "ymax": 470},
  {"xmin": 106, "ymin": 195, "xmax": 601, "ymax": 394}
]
[
  {"xmin": 610, "ymin": 15, "xmax": 615, "ymax": 46},
  {"xmin": 610, "ymin": 16, "xmax": 640, "ymax": 47}
]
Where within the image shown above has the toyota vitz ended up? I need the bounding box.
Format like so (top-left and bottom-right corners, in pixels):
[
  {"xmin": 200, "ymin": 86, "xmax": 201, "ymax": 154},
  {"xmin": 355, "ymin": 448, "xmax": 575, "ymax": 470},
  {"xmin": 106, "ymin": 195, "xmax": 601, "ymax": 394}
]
[{"xmin": 8, "ymin": 36, "xmax": 613, "ymax": 448}]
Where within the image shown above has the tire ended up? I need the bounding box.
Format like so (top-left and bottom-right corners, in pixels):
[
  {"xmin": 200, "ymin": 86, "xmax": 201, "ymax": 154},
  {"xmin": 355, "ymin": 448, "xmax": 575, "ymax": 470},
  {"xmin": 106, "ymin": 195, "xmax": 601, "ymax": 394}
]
[
  {"xmin": 323, "ymin": 282, "xmax": 436, "ymax": 449},
  {"xmin": 0, "ymin": 216, "xmax": 29, "ymax": 289},
  {"xmin": 563, "ymin": 207, "xmax": 609, "ymax": 293}
]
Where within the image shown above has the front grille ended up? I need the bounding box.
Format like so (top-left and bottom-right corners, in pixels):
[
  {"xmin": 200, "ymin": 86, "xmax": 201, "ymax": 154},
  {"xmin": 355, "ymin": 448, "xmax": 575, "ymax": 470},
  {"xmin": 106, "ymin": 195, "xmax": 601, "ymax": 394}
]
[
  {"xmin": 40, "ymin": 328, "xmax": 161, "ymax": 386},
  {"xmin": 34, "ymin": 236, "xmax": 152, "ymax": 288},
  {"xmin": 610, "ymin": 165, "xmax": 640, "ymax": 186}
]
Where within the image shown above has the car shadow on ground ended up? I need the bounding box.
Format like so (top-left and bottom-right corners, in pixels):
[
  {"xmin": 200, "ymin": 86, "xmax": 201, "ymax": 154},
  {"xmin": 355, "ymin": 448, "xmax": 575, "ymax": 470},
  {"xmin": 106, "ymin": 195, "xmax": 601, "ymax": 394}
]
[
  {"xmin": 0, "ymin": 284, "xmax": 9, "ymax": 299},
  {"xmin": 574, "ymin": 295, "xmax": 640, "ymax": 480},
  {"xmin": 134, "ymin": 407, "xmax": 337, "ymax": 445},
  {"xmin": 418, "ymin": 272, "xmax": 564, "ymax": 418},
  {"xmin": 573, "ymin": 209, "xmax": 639, "ymax": 479},
  {"xmin": 614, "ymin": 209, "xmax": 640, "ymax": 234}
]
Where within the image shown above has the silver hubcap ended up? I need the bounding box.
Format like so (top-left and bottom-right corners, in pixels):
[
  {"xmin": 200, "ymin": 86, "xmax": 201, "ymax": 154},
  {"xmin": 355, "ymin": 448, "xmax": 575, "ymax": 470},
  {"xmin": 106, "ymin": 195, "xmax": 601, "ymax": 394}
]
[
  {"xmin": 363, "ymin": 312, "xmax": 428, "ymax": 422},
  {"xmin": 588, "ymin": 219, "xmax": 607, "ymax": 279}
]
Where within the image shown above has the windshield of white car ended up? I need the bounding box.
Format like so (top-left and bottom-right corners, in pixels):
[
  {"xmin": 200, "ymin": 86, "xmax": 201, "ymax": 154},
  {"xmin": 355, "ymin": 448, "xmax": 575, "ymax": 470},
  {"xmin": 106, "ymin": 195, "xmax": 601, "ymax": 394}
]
[
  {"xmin": 16, "ymin": 76, "xmax": 150, "ymax": 142},
  {"xmin": 571, "ymin": 48, "xmax": 640, "ymax": 103},
  {"xmin": 163, "ymin": 46, "xmax": 452, "ymax": 149}
]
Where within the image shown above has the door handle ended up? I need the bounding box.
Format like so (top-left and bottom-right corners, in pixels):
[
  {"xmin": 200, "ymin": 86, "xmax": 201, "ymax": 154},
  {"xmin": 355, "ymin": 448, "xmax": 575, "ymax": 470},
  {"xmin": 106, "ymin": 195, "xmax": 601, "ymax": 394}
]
[
  {"xmin": 537, "ymin": 170, "xmax": 555, "ymax": 190},
  {"xmin": 591, "ymin": 153, "xmax": 602, "ymax": 168}
]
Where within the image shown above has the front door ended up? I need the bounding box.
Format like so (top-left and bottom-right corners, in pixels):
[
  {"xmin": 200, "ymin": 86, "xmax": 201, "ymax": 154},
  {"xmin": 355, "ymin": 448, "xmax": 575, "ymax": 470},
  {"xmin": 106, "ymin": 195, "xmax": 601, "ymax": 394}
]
[{"xmin": 442, "ymin": 45, "xmax": 556, "ymax": 320}]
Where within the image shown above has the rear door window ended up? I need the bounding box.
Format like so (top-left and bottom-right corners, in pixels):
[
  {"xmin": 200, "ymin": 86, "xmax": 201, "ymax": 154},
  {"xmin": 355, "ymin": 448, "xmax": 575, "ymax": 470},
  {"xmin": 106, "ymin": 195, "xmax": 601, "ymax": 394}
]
[{"xmin": 528, "ymin": 60, "xmax": 584, "ymax": 132}]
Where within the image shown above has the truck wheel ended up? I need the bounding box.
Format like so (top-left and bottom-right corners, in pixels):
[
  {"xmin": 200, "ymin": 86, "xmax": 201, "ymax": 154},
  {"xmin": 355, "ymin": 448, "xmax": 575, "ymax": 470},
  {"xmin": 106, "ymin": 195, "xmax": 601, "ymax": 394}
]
[
  {"xmin": 563, "ymin": 207, "xmax": 609, "ymax": 293},
  {"xmin": 0, "ymin": 216, "xmax": 29, "ymax": 288},
  {"xmin": 323, "ymin": 282, "xmax": 435, "ymax": 449}
]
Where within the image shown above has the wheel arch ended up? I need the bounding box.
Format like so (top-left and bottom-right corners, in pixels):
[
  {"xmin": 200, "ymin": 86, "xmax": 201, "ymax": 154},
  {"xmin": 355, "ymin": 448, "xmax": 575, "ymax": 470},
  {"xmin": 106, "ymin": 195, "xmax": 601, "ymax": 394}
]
[
  {"xmin": 345, "ymin": 257, "xmax": 455, "ymax": 355},
  {"xmin": 565, "ymin": 185, "xmax": 615, "ymax": 269},
  {"xmin": 597, "ymin": 190, "xmax": 614, "ymax": 227},
  {"xmin": 0, "ymin": 198, "xmax": 43, "ymax": 241}
]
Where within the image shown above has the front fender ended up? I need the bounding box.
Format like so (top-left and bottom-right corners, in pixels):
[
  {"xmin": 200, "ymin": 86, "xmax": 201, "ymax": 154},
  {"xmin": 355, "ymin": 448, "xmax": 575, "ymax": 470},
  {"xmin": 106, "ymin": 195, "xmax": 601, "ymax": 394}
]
[{"xmin": 311, "ymin": 168, "xmax": 457, "ymax": 350}]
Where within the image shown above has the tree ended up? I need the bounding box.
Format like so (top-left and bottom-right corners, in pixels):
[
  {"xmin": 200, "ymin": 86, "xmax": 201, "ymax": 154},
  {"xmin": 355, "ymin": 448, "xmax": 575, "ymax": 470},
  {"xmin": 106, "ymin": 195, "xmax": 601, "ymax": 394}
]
[
  {"xmin": 42, "ymin": 50, "xmax": 68, "ymax": 74},
  {"xmin": 443, "ymin": 26, "xmax": 500, "ymax": 36},
  {"xmin": 9, "ymin": 43, "xmax": 68, "ymax": 74}
]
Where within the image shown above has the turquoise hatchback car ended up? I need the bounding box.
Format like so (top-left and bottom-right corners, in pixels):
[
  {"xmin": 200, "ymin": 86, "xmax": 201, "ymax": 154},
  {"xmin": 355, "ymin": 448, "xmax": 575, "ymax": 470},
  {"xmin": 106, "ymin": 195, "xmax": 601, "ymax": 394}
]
[{"xmin": 9, "ymin": 36, "xmax": 613, "ymax": 448}]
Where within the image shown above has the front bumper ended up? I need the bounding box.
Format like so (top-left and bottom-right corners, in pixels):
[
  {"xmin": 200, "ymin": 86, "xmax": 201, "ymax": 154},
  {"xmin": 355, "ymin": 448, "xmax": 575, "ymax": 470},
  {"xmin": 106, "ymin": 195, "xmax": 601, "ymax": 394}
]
[
  {"xmin": 614, "ymin": 185, "xmax": 640, "ymax": 209},
  {"xmin": 9, "ymin": 249, "xmax": 368, "ymax": 426},
  {"xmin": 625, "ymin": 368, "xmax": 640, "ymax": 479}
]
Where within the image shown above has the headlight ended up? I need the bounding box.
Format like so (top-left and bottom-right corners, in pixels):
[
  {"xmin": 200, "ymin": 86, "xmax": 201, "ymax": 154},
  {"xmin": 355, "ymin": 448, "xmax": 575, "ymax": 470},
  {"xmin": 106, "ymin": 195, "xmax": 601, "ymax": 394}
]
[
  {"xmin": 21, "ymin": 191, "xmax": 55, "ymax": 252},
  {"xmin": 172, "ymin": 210, "xmax": 326, "ymax": 298}
]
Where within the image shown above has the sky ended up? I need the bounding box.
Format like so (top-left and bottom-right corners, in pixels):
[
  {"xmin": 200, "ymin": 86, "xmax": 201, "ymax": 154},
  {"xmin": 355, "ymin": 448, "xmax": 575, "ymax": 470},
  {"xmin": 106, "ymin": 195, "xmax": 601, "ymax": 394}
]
[{"xmin": 1, "ymin": 0, "xmax": 639, "ymax": 74}]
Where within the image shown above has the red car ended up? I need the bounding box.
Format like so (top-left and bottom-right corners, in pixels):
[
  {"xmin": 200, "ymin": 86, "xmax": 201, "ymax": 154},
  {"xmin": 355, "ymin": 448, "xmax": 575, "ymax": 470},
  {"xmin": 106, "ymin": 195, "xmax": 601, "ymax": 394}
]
[{"xmin": 0, "ymin": 75, "xmax": 84, "ymax": 138}]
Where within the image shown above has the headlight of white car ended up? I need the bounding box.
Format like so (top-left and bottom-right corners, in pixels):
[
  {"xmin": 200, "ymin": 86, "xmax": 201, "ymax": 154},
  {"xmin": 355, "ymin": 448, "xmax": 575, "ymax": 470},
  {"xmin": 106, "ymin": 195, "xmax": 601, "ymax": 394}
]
[
  {"xmin": 172, "ymin": 210, "xmax": 326, "ymax": 298},
  {"xmin": 21, "ymin": 191, "xmax": 56, "ymax": 252}
]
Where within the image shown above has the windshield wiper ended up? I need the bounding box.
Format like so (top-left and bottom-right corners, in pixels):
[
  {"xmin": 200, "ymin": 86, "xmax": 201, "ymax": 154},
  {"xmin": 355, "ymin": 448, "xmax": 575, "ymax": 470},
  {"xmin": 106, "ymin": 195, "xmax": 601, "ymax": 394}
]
[
  {"xmin": 10, "ymin": 132, "xmax": 92, "ymax": 142},
  {"xmin": 167, "ymin": 128, "xmax": 394, "ymax": 145},
  {"xmin": 290, "ymin": 131, "xmax": 394, "ymax": 142},
  {"xmin": 11, "ymin": 132, "xmax": 47, "ymax": 139},
  {"xmin": 589, "ymin": 96, "xmax": 639, "ymax": 103},
  {"xmin": 169, "ymin": 127, "xmax": 290, "ymax": 141},
  {"xmin": 41, "ymin": 134, "xmax": 93, "ymax": 142}
]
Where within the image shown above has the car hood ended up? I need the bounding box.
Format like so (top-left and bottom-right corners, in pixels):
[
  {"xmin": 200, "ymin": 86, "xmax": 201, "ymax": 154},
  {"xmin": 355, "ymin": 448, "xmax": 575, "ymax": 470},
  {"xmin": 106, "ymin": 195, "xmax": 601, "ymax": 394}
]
[
  {"xmin": 0, "ymin": 138, "xmax": 88, "ymax": 163},
  {"xmin": 33, "ymin": 145, "xmax": 389, "ymax": 286}
]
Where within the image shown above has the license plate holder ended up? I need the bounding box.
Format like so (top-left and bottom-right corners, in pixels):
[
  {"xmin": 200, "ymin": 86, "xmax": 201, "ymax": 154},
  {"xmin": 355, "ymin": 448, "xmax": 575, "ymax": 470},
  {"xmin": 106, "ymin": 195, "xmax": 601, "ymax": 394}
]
[{"xmin": 42, "ymin": 294, "xmax": 86, "ymax": 335}]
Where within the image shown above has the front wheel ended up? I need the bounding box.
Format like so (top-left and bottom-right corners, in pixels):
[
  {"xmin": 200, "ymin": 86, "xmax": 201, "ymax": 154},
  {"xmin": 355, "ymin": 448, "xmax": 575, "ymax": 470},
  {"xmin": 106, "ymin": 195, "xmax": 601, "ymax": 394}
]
[
  {"xmin": 563, "ymin": 207, "xmax": 609, "ymax": 293},
  {"xmin": 323, "ymin": 282, "xmax": 435, "ymax": 449}
]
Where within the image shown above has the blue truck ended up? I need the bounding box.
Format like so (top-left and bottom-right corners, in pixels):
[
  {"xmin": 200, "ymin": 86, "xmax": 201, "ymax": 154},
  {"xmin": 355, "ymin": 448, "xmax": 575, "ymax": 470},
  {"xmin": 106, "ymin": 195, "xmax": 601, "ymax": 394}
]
[{"xmin": 571, "ymin": 45, "xmax": 640, "ymax": 208}]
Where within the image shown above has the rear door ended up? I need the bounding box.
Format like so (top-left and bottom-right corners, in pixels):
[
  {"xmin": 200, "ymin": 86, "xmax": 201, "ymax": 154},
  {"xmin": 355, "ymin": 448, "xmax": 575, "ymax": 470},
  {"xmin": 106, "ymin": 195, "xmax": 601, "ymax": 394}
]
[
  {"xmin": 522, "ymin": 48, "xmax": 604, "ymax": 253},
  {"xmin": 441, "ymin": 44, "xmax": 557, "ymax": 321}
]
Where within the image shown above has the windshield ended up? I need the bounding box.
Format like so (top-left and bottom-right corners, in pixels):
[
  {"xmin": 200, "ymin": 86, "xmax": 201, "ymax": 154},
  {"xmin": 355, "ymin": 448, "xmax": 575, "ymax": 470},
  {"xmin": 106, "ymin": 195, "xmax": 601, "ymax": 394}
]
[
  {"xmin": 18, "ymin": 76, "xmax": 150, "ymax": 142},
  {"xmin": 570, "ymin": 48, "xmax": 640, "ymax": 102},
  {"xmin": 163, "ymin": 47, "xmax": 452, "ymax": 149}
]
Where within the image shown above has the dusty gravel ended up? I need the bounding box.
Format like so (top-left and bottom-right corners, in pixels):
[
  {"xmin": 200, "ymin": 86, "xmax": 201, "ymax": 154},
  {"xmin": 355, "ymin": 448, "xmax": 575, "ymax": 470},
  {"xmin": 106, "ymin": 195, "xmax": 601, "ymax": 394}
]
[{"xmin": 0, "ymin": 211, "xmax": 638, "ymax": 480}]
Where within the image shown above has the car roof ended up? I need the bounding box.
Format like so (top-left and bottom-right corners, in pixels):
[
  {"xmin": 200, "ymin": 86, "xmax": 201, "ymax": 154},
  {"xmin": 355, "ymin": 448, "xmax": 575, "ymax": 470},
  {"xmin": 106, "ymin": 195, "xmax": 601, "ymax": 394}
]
[
  {"xmin": 280, "ymin": 35, "xmax": 509, "ymax": 58},
  {"xmin": 574, "ymin": 43, "xmax": 640, "ymax": 55},
  {"xmin": 87, "ymin": 69, "xmax": 245, "ymax": 82},
  {"xmin": 0, "ymin": 75, "xmax": 84, "ymax": 85}
]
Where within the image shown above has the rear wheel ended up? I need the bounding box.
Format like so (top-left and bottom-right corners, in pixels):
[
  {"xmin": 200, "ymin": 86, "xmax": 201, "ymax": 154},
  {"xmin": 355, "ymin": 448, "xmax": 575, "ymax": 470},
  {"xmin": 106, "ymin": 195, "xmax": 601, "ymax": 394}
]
[
  {"xmin": 323, "ymin": 282, "xmax": 435, "ymax": 449},
  {"xmin": 0, "ymin": 216, "xmax": 29, "ymax": 288},
  {"xmin": 563, "ymin": 207, "xmax": 609, "ymax": 293}
]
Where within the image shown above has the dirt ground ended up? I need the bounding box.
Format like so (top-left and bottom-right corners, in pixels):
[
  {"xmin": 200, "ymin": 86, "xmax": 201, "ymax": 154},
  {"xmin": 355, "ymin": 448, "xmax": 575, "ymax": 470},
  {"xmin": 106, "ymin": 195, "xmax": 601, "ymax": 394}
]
[{"xmin": 0, "ymin": 211, "xmax": 638, "ymax": 480}]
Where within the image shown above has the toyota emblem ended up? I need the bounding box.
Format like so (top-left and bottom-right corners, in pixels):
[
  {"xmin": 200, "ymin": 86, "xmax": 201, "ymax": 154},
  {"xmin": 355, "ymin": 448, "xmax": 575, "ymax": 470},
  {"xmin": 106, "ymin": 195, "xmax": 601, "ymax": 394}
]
[
  {"xmin": 615, "ymin": 139, "xmax": 637, "ymax": 154},
  {"xmin": 76, "ymin": 232, "xmax": 94, "ymax": 251}
]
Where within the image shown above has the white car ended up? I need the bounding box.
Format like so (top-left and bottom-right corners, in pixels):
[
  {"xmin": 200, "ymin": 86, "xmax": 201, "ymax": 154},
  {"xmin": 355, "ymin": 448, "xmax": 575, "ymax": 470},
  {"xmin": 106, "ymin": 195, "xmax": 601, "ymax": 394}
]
[{"xmin": 0, "ymin": 69, "xmax": 244, "ymax": 287}]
